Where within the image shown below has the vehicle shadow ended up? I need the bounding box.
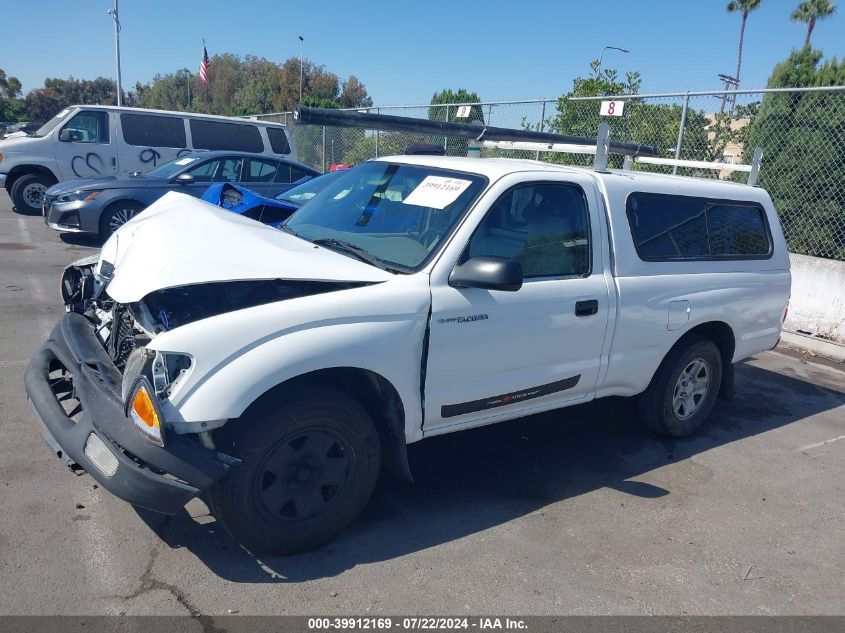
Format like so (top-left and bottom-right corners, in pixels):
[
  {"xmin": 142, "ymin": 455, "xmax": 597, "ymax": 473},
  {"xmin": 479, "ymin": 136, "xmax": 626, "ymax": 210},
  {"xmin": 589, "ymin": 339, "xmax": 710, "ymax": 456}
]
[
  {"xmin": 11, "ymin": 204, "xmax": 42, "ymax": 217},
  {"xmin": 59, "ymin": 233, "xmax": 104, "ymax": 249},
  {"xmin": 136, "ymin": 360, "xmax": 845, "ymax": 583}
]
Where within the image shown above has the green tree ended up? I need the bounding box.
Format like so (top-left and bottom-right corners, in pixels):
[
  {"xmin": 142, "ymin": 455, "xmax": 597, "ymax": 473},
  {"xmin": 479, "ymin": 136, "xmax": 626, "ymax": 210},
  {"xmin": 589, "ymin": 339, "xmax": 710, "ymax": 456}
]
[
  {"xmin": 0, "ymin": 67, "xmax": 25, "ymax": 121},
  {"xmin": 0, "ymin": 68, "xmax": 22, "ymax": 99},
  {"xmin": 791, "ymin": 0, "xmax": 837, "ymax": 48},
  {"xmin": 743, "ymin": 47, "xmax": 845, "ymax": 259},
  {"xmin": 133, "ymin": 54, "xmax": 372, "ymax": 116},
  {"xmin": 24, "ymin": 88, "xmax": 63, "ymax": 120},
  {"xmin": 726, "ymin": 0, "xmax": 763, "ymax": 83},
  {"xmin": 428, "ymin": 88, "xmax": 484, "ymax": 154}
]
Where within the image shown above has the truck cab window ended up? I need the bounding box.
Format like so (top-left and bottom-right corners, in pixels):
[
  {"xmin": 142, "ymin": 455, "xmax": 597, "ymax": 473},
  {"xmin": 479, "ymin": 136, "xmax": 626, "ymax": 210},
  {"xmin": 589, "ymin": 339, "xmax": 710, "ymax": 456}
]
[
  {"xmin": 61, "ymin": 111, "xmax": 110, "ymax": 144},
  {"xmin": 467, "ymin": 183, "xmax": 590, "ymax": 278}
]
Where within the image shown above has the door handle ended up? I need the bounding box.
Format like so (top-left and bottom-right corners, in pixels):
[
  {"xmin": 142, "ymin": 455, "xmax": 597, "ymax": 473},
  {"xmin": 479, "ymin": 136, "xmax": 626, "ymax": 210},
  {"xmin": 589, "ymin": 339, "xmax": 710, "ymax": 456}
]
[{"xmin": 575, "ymin": 299, "xmax": 599, "ymax": 317}]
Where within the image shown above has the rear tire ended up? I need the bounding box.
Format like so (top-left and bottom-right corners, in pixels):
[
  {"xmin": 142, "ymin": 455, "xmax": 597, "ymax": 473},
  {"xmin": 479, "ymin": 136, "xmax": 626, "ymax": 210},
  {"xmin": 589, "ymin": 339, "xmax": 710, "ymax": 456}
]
[
  {"xmin": 208, "ymin": 383, "xmax": 381, "ymax": 554},
  {"xmin": 99, "ymin": 201, "xmax": 145, "ymax": 239},
  {"xmin": 10, "ymin": 173, "xmax": 54, "ymax": 214},
  {"xmin": 636, "ymin": 335, "xmax": 723, "ymax": 437}
]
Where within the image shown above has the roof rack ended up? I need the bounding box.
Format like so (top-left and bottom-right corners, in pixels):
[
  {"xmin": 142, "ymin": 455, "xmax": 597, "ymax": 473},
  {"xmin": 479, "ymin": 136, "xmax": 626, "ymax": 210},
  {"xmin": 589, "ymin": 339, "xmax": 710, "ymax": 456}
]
[
  {"xmin": 478, "ymin": 140, "xmax": 764, "ymax": 186},
  {"xmin": 294, "ymin": 105, "xmax": 762, "ymax": 185}
]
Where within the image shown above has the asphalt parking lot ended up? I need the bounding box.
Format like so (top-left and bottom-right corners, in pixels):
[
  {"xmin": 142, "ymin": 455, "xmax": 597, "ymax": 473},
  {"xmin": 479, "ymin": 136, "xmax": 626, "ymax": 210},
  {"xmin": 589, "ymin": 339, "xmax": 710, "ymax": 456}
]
[{"xmin": 1, "ymin": 191, "xmax": 843, "ymax": 617}]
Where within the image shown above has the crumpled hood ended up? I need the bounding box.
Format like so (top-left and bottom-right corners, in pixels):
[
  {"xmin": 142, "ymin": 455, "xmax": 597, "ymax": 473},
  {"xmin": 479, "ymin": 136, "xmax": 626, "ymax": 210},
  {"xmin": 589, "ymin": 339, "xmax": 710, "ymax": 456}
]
[{"xmin": 99, "ymin": 191, "xmax": 393, "ymax": 303}]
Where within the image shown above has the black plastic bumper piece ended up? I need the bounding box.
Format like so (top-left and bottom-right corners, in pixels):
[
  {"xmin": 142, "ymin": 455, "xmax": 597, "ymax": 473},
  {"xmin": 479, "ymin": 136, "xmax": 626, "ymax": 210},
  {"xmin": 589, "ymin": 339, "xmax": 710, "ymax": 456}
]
[{"xmin": 24, "ymin": 312, "xmax": 239, "ymax": 515}]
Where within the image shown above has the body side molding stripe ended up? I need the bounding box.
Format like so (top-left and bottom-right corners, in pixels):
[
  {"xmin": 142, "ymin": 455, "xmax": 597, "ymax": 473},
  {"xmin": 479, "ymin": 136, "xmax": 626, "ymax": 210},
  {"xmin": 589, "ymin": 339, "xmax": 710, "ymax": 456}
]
[{"xmin": 440, "ymin": 375, "xmax": 581, "ymax": 418}]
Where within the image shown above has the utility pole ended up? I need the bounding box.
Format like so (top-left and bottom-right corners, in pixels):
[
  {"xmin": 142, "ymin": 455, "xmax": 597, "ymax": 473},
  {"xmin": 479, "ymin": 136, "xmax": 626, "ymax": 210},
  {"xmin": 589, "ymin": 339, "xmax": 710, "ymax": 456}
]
[
  {"xmin": 107, "ymin": 0, "xmax": 123, "ymax": 106},
  {"xmin": 298, "ymin": 35, "xmax": 304, "ymax": 103}
]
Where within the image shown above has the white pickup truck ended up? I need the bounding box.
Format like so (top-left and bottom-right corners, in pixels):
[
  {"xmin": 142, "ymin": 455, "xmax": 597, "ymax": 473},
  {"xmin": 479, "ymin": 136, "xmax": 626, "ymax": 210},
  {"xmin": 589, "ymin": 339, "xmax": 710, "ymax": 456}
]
[{"xmin": 25, "ymin": 153, "xmax": 791, "ymax": 554}]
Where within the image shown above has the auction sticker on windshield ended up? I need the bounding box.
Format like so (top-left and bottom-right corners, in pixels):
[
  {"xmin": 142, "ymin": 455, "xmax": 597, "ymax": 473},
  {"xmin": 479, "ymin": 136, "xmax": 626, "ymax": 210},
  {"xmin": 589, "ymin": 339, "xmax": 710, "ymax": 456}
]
[{"xmin": 403, "ymin": 176, "xmax": 473, "ymax": 209}]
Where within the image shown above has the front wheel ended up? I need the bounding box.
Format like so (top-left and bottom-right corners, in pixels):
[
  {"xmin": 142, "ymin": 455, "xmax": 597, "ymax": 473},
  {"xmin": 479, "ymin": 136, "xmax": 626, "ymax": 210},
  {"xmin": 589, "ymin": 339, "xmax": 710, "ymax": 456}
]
[
  {"xmin": 636, "ymin": 335, "xmax": 723, "ymax": 437},
  {"xmin": 208, "ymin": 383, "xmax": 381, "ymax": 554},
  {"xmin": 99, "ymin": 201, "xmax": 145, "ymax": 239},
  {"xmin": 10, "ymin": 173, "xmax": 54, "ymax": 214}
]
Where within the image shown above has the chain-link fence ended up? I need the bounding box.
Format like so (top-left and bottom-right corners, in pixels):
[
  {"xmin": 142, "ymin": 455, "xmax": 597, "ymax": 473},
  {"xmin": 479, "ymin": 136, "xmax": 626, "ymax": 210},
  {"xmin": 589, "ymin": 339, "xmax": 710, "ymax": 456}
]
[{"xmin": 256, "ymin": 86, "xmax": 845, "ymax": 261}]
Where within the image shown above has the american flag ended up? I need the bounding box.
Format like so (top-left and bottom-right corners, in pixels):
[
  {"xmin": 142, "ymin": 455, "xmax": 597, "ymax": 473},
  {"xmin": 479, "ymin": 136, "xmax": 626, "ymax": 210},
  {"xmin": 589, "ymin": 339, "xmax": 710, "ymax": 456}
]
[{"xmin": 199, "ymin": 42, "xmax": 211, "ymax": 85}]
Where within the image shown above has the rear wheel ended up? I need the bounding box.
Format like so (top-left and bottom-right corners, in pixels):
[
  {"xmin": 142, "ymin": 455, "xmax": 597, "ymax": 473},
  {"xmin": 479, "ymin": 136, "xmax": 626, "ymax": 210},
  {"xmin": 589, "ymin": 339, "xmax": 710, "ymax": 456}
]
[
  {"xmin": 208, "ymin": 383, "xmax": 381, "ymax": 554},
  {"xmin": 99, "ymin": 201, "xmax": 145, "ymax": 239},
  {"xmin": 636, "ymin": 335, "xmax": 723, "ymax": 437},
  {"xmin": 10, "ymin": 173, "xmax": 54, "ymax": 214}
]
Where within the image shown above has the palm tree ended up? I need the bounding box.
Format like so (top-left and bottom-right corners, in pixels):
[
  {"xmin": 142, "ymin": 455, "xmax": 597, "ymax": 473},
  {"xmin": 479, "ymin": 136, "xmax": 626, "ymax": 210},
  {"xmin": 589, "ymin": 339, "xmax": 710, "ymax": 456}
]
[
  {"xmin": 791, "ymin": 0, "xmax": 837, "ymax": 48},
  {"xmin": 726, "ymin": 0, "xmax": 763, "ymax": 84}
]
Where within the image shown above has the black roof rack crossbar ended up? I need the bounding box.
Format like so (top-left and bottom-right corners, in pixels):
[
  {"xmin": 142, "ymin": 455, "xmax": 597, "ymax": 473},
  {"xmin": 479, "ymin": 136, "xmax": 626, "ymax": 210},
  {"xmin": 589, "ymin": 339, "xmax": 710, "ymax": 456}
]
[{"xmin": 294, "ymin": 105, "xmax": 659, "ymax": 158}]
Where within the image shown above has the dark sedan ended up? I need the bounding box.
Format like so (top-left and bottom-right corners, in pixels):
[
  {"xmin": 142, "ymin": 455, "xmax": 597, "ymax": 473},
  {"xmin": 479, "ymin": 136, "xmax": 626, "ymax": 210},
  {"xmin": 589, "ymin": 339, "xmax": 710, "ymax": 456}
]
[{"xmin": 43, "ymin": 151, "xmax": 319, "ymax": 238}]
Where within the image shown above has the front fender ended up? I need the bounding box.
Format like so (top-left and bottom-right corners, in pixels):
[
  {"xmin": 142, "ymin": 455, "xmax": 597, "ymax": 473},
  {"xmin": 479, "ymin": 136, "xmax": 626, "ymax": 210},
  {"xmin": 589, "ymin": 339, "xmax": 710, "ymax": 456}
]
[{"xmin": 148, "ymin": 276, "xmax": 431, "ymax": 443}]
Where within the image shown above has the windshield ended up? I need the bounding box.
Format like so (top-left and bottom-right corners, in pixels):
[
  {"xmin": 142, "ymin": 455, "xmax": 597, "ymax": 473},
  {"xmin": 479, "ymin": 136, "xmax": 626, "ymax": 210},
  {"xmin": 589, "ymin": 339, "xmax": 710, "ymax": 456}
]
[
  {"xmin": 31, "ymin": 108, "xmax": 74, "ymax": 138},
  {"xmin": 284, "ymin": 162, "xmax": 487, "ymax": 271},
  {"xmin": 143, "ymin": 155, "xmax": 201, "ymax": 178},
  {"xmin": 275, "ymin": 170, "xmax": 347, "ymax": 206}
]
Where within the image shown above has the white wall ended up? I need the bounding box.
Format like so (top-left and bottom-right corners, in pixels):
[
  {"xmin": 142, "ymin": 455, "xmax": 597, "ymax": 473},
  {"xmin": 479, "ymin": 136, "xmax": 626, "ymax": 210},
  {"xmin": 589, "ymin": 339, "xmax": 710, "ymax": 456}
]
[{"xmin": 784, "ymin": 253, "xmax": 845, "ymax": 345}]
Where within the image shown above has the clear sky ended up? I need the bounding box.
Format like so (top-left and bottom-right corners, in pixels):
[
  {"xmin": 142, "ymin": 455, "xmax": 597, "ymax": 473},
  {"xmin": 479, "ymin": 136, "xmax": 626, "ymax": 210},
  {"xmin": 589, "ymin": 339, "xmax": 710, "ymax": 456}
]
[{"xmin": 1, "ymin": 0, "xmax": 842, "ymax": 105}]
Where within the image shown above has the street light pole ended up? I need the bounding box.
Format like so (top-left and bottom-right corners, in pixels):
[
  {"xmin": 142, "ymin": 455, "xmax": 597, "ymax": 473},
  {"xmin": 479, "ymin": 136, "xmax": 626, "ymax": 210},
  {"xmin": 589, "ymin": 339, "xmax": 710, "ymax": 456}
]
[
  {"xmin": 298, "ymin": 35, "xmax": 304, "ymax": 103},
  {"xmin": 597, "ymin": 45, "xmax": 629, "ymax": 76},
  {"xmin": 107, "ymin": 0, "xmax": 123, "ymax": 106}
]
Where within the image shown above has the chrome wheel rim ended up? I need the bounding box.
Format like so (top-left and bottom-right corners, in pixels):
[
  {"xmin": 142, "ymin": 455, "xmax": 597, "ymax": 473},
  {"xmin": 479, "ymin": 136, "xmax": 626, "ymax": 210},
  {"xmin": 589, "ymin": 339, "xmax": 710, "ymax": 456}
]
[
  {"xmin": 22, "ymin": 183, "xmax": 47, "ymax": 208},
  {"xmin": 672, "ymin": 357, "xmax": 710, "ymax": 419},
  {"xmin": 108, "ymin": 207, "xmax": 139, "ymax": 233}
]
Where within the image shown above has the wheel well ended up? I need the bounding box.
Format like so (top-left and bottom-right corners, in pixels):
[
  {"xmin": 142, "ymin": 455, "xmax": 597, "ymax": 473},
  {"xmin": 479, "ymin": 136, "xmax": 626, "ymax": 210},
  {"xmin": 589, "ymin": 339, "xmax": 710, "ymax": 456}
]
[
  {"xmin": 685, "ymin": 321, "xmax": 735, "ymax": 365},
  {"xmin": 679, "ymin": 321, "xmax": 736, "ymax": 399},
  {"xmin": 236, "ymin": 368, "xmax": 413, "ymax": 482},
  {"xmin": 6, "ymin": 165, "xmax": 58, "ymax": 191}
]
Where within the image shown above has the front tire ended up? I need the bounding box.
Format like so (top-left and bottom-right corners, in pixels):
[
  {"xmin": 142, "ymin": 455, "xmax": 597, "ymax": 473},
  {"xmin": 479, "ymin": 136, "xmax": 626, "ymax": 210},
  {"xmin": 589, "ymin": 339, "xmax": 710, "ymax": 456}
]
[
  {"xmin": 636, "ymin": 335, "xmax": 723, "ymax": 437},
  {"xmin": 208, "ymin": 383, "xmax": 381, "ymax": 554},
  {"xmin": 10, "ymin": 173, "xmax": 54, "ymax": 214},
  {"xmin": 99, "ymin": 201, "xmax": 145, "ymax": 239}
]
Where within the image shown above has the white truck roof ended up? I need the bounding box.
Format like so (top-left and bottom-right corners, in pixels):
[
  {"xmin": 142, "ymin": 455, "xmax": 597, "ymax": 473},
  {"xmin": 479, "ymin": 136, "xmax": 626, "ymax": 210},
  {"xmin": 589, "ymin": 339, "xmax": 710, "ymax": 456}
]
[{"xmin": 376, "ymin": 155, "xmax": 768, "ymax": 202}]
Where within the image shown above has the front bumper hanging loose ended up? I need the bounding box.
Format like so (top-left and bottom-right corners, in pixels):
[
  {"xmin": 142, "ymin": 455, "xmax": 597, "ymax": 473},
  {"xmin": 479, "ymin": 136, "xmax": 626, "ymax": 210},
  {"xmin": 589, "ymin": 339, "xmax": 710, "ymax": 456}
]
[{"xmin": 24, "ymin": 312, "xmax": 239, "ymax": 515}]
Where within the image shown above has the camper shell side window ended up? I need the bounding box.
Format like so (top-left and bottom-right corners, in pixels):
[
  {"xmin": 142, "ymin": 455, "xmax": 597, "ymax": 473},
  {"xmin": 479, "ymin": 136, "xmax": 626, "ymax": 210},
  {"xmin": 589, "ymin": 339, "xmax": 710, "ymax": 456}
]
[{"xmin": 625, "ymin": 192, "xmax": 773, "ymax": 261}]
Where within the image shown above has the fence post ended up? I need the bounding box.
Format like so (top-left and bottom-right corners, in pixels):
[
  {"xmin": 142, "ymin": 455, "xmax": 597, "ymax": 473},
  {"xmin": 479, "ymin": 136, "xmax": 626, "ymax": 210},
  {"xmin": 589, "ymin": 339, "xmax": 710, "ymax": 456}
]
[
  {"xmin": 375, "ymin": 107, "xmax": 380, "ymax": 159},
  {"xmin": 673, "ymin": 93, "xmax": 690, "ymax": 175},
  {"xmin": 322, "ymin": 126, "xmax": 326, "ymax": 172},
  {"xmin": 444, "ymin": 105, "xmax": 450, "ymax": 152},
  {"xmin": 536, "ymin": 100, "xmax": 547, "ymax": 160}
]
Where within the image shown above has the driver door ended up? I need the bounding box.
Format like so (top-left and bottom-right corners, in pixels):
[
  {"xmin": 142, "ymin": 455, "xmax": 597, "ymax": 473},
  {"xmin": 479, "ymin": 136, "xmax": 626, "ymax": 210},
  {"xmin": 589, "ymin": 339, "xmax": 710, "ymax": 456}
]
[
  {"xmin": 53, "ymin": 110, "xmax": 118, "ymax": 180},
  {"xmin": 424, "ymin": 175, "xmax": 611, "ymax": 432}
]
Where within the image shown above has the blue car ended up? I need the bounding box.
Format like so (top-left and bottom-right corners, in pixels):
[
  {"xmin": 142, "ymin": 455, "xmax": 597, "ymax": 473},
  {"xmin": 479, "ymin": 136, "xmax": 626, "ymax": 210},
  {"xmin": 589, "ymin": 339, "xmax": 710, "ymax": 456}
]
[{"xmin": 201, "ymin": 169, "xmax": 350, "ymax": 227}]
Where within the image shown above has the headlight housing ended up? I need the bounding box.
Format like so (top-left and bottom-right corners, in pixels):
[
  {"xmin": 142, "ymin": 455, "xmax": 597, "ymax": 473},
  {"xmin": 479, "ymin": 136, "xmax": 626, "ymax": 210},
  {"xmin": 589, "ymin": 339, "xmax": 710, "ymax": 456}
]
[
  {"xmin": 121, "ymin": 348, "xmax": 193, "ymax": 446},
  {"xmin": 56, "ymin": 190, "xmax": 101, "ymax": 203},
  {"xmin": 126, "ymin": 377, "xmax": 165, "ymax": 446}
]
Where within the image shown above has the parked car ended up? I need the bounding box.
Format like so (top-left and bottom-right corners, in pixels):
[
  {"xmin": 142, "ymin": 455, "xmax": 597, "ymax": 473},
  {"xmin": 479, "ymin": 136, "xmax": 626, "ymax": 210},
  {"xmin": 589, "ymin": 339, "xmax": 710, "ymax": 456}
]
[
  {"xmin": 42, "ymin": 151, "xmax": 319, "ymax": 238},
  {"xmin": 1, "ymin": 121, "xmax": 45, "ymax": 139},
  {"xmin": 201, "ymin": 168, "xmax": 350, "ymax": 227},
  {"xmin": 0, "ymin": 105, "xmax": 296, "ymax": 214},
  {"xmin": 25, "ymin": 153, "xmax": 790, "ymax": 555}
]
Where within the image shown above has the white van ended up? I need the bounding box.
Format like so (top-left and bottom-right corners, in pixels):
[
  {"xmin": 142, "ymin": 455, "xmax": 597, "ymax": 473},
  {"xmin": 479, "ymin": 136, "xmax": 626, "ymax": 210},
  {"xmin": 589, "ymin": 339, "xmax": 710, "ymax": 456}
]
[{"xmin": 0, "ymin": 105, "xmax": 296, "ymax": 213}]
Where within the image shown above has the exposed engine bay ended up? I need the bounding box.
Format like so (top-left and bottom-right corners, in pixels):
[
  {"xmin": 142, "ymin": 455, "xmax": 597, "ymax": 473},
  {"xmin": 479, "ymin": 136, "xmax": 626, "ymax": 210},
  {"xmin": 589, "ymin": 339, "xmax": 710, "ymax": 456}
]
[{"xmin": 62, "ymin": 257, "xmax": 371, "ymax": 371}]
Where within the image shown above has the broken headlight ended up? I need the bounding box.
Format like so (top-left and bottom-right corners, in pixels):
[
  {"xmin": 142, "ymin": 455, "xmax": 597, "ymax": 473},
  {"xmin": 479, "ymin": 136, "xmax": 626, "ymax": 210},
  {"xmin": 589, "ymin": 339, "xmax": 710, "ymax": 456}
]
[{"xmin": 121, "ymin": 348, "xmax": 193, "ymax": 402}]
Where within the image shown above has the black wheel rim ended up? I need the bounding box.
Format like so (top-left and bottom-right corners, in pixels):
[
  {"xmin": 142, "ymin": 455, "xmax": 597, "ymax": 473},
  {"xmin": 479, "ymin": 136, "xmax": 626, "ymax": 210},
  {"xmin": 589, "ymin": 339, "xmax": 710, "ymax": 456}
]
[{"xmin": 253, "ymin": 427, "xmax": 351, "ymax": 523}]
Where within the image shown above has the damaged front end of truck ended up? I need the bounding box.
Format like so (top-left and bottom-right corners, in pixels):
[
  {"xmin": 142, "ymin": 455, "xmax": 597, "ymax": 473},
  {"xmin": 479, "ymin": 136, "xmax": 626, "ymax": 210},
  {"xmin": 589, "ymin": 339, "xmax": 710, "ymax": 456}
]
[{"xmin": 24, "ymin": 192, "xmax": 390, "ymax": 514}]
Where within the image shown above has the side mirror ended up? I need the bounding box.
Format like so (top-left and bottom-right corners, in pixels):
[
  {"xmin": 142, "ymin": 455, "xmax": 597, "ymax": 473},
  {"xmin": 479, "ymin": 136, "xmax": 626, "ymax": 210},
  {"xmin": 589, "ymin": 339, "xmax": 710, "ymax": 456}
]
[
  {"xmin": 58, "ymin": 128, "xmax": 72, "ymax": 142},
  {"xmin": 449, "ymin": 256, "xmax": 523, "ymax": 292},
  {"xmin": 175, "ymin": 173, "xmax": 195, "ymax": 185}
]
